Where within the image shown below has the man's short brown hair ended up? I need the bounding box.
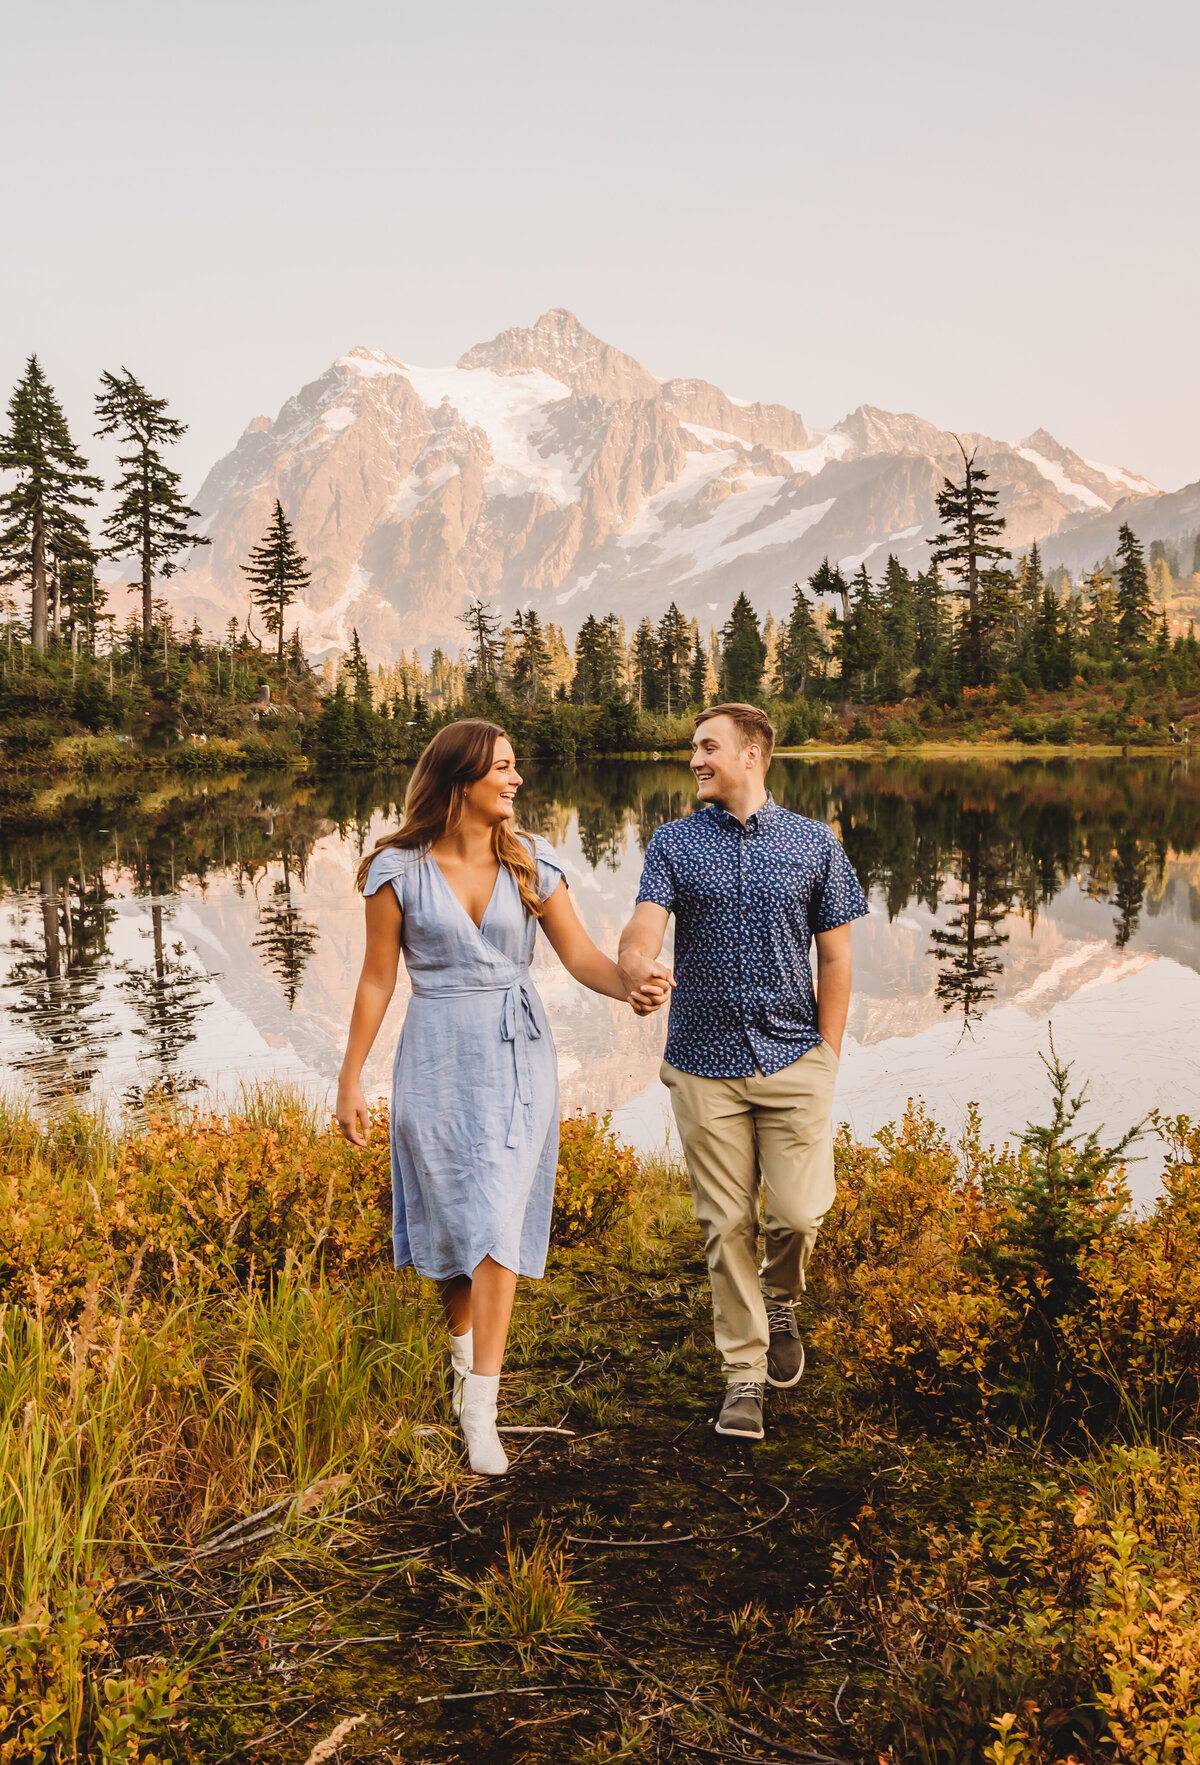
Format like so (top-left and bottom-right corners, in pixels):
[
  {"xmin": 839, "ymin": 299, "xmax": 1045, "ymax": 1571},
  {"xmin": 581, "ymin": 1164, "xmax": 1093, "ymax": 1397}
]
[{"xmin": 694, "ymin": 702, "xmax": 776, "ymax": 766}]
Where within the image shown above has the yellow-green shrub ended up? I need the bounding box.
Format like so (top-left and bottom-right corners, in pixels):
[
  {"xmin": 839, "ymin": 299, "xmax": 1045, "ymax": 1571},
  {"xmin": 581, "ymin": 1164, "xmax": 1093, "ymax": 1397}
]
[{"xmin": 551, "ymin": 1112, "xmax": 639, "ymax": 1248}]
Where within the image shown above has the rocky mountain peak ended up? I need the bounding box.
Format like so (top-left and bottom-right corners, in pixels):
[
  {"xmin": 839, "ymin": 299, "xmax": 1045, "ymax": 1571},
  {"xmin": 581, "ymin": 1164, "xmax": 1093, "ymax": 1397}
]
[
  {"xmin": 178, "ymin": 314, "xmax": 1166, "ymax": 662},
  {"xmin": 457, "ymin": 308, "xmax": 660, "ymax": 403}
]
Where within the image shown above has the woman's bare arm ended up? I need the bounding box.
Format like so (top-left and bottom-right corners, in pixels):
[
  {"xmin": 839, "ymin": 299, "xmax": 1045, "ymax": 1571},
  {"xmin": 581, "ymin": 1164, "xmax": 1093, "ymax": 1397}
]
[
  {"xmin": 336, "ymin": 886, "xmax": 403, "ymax": 1145},
  {"xmin": 539, "ymin": 880, "xmax": 669, "ymax": 1014}
]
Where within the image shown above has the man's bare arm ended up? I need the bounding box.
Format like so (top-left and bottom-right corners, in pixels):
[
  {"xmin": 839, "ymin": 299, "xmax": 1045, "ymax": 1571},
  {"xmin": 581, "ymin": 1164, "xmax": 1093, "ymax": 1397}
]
[
  {"xmin": 617, "ymin": 901, "xmax": 674, "ymax": 1004},
  {"xmin": 814, "ymin": 923, "xmax": 853, "ymax": 1058}
]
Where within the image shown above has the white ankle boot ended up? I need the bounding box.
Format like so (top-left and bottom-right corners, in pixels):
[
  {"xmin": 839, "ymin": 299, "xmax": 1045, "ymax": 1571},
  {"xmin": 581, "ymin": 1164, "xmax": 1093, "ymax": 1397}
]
[
  {"xmin": 454, "ymin": 1371, "xmax": 509, "ymax": 1476},
  {"xmin": 449, "ymin": 1330, "xmax": 473, "ymax": 1410}
]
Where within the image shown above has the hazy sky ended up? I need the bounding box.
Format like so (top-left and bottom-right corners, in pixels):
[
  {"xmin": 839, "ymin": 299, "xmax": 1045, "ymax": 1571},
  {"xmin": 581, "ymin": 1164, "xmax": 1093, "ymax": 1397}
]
[{"xmin": 3, "ymin": 0, "xmax": 1197, "ymax": 496}]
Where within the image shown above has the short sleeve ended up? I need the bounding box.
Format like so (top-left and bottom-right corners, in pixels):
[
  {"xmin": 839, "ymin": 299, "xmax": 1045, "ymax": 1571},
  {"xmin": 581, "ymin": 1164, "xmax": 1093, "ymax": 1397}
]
[
  {"xmin": 362, "ymin": 845, "xmax": 418, "ymax": 905},
  {"xmin": 811, "ymin": 831, "xmax": 870, "ymax": 934},
  {"xmin": 526, "ymin": 833, "xmax": 567, "ymax": 903},
  {"xmin": 636, "ymin": 828, "xmax": 677, "ymax": 914}
]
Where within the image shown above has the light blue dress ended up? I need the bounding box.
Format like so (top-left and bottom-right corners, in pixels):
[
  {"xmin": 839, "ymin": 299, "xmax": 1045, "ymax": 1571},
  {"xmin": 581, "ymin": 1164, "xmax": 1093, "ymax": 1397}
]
[{"xmin": 362, "ymin": 835, "xmax": 565, "ymax": 1282}]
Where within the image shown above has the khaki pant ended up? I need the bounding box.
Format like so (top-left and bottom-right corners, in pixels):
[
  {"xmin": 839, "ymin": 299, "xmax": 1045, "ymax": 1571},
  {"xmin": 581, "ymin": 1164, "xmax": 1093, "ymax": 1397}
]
[{"xmin": 662, "ymin": 1044, "xmax": 839, "ymax": 1385}]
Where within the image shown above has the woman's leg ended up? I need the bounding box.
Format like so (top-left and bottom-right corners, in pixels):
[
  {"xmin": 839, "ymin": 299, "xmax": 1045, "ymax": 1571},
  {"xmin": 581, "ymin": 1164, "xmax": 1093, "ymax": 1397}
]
[
  {"xmin": 439, "ymin": 1273, "xmax": 472, "ymax": 1337},
  {"xmin": 470, "ymin": 1255, "xmax": 518, "ymax": 1374}
]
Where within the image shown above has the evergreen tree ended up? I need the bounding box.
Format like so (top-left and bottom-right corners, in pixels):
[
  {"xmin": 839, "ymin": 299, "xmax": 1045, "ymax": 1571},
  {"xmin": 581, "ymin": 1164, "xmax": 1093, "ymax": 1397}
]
[
  {"xmin": 879, "ymin": 555, "xmax": 917, "ymax": 683},
  {"xmin": 914, "ymin": 563, "xmax": 951, "ymax": 678},
  {"xmin": 94, "ymin": 368, "xmax": 209, "ymax": 638},
  {"xmin": 1016, "ymin": 542, "xmax": 1045, "ymax": 647},
  {"xmin": 688, "ymin": 631, "xmax": 710, "ymax": 706},
  {"xmin": 239, "ymin": 499, "xmax": 312, "ymax": 662},
  {"xmin": 778, "ymin": 580, "xmax": 823, "ymax": 697},
  {"xmin": 808, "ymin": 558, "xmax": 851, "ymax": 708},
  {"xmin": 1114, "ymin": 523, "xmax": 1153, "ymax": 653},
  {"xmin": 718, "ymin": 593, "xmax": 766, "ymax": 701},
  {"xmin": 929, "ymin": 440, "xmax": 1010, "ymax": 685},
  {"xmin": 572, "ymin": 613, "xmax": 605, "ymax": 704},
  {"xmin": 511, "ymin": 607, "xmax": 552, "ymax": 703},
  {"xmin": 656, "ymin": 601, "xmax": 689, "ymax": 714},
  {"xmin": 60, "ymin": 554, "xmax": 108, "ymax": 653},
  {"xmin": 0, "ymin": 356, "xmax": 102, "ymax": 653},
  {"xmin": 1084, "ymin": 567, "xmax": 1117, "ymax": 658},
  {"xmin": 845, "ymin": 564, "xmax": 884, "ymax": 702},
  {"xmin": 460, "ymin": 595, "xmax": 504, "ymax": 695},
  {"xmin": 632, "ymin": 617, "xmax": 663, "ymax": 710}
]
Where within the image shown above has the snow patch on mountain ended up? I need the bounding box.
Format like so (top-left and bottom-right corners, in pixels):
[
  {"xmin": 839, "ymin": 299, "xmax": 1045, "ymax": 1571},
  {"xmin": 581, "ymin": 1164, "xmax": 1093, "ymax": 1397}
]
[{"xmin": 1015, "ymin": 447, "xmax": 1109, "ymax": 512}]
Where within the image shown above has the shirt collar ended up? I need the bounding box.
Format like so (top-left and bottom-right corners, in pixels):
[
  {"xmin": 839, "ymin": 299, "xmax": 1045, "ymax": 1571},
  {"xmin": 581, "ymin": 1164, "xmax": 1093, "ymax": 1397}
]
[{"xmin": 704, "ymin": 791, "xmax": 777, "ymax": 833}]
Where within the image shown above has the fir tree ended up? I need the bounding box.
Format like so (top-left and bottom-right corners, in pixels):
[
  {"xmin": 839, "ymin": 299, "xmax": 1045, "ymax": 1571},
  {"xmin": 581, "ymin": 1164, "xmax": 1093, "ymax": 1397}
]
[
  {"xmin": 778, "ymin": 580, "xmax": 822, "ymax": 697},
  {"xmin": 808, "ymin": 558, "xmax": 851, "ymax": 708},
  {"xmin": 688, "ymin": 631, "xmax": 710, "ymax": 706},
  {"xmin": 239, "ymin": 499, "xmax": 312, "ymax": 663},
  {"xmin": 0, "ymin": 356, "xmax": 102, "ymax": 653},
  {"xmin": 460, "ymin": 595, "xmax": 504, "ymax": 695},
  {"xmin": 1114, "ymin": 523, "xmax": 1153, "ymax": 654},
  {"xmin": 656, "ymin": 601, "xmax": 689, "ymax": 715},
  {"xmin": 913, "ymin": 563, "xmax": 950, "ymax": 677},
  {"xmin": 94, "ymin": 368, "xmax": 209, "ymax": 638},
  {"xmin": 879, "ymin": 555, "xmax": 917, "ymax": 683},
  {"xmin": 1084, "ymin": 567, "xmax": 1117, "ymax": 657},
  {"xmin": 1016, "ymin": 542, "xmax": 1045, "ymax": 646},
  {"xmin": 718, "ymin": 592, "xmax": 767, "ymax": 701},
  {"xmin": 845, "ymin": 564, "xmax": 884, "ymax": 702},
  {"xmin": 511, "ymin": 607, "xmax": 552, "ymax": 703},
  {"xmin": 929, "ymin": 440, "xmax": 1010, "ymax": 685},
  {"xmin": 632, "ymin": 617, "xmax": 663, "ymax": 710}
]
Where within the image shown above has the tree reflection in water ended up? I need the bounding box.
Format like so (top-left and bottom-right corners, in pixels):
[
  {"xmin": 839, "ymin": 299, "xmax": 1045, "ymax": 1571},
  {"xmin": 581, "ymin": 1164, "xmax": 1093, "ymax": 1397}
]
[
  {"xmin": 119, "ymin": 902, "xmax": 206, "ymax": 1095},
  {"xmin": 2, "ymin": 755, "xmax": 1199, "ymax": 1094},
  {"xmin": 5, "ymin": 866, "xmax": 116, "ymax": 1102},
  {"xmin": 252, "ymin": 852, "xmax": 318, "ymax": 1008}
]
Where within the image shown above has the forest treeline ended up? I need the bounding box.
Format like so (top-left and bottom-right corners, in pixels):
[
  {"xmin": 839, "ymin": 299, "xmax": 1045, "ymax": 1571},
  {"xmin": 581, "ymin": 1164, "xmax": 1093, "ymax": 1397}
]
[{"xmin": 3, "ymin": 356, "xmax": 1200, "ymax": 768}]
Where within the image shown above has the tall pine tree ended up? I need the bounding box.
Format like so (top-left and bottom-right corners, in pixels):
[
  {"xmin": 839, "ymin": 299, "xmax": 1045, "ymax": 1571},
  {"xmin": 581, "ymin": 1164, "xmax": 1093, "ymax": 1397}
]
[
  {"xmin": 656, "ymin": 601, "xmax": 689, "ymax": 715},
  {"xmin": 94, "ymin": 369, "xmax": 209, "ymax": 638},
  {"xmin": 808, "ymin": 558, "xmax": 851, "ymax": 709},
  {"xmin": 1114, "ymin": 523, "xmax": 1153, "ymax": 653},
  {"xmin": 632, "ymin": 617, "xmax": 663, "ymax": 710},
  {"xmin": 460, "ymin": 595, "xmax": 504, "ymax": 695},
  {"xmin": 511, "ymin": 607, "xmax": 552, "ymax": 703},
  {"xmin": 718, "ymin": 593, "xmax": 766, "ymax": 701},
  {"xmin": 0, "ymin": 356, "xmax": 102, "ymax": 653},
  {"xmin": 240, "ymin": 500, "xmax": 312, "ymax": 662},
  {"xmin": 929, "ymin": 440, "xmax": 1010, "ymax": 685},
  {"xmin": 778, "ymin": 580, "xmax": 823, "ymax": 697}
]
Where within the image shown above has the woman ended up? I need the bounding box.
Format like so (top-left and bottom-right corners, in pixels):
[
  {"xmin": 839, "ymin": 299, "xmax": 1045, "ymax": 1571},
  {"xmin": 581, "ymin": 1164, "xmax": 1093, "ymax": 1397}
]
[{"xmin": 336, "ymin": 719, "xmax": 664, "ymax": 1476}]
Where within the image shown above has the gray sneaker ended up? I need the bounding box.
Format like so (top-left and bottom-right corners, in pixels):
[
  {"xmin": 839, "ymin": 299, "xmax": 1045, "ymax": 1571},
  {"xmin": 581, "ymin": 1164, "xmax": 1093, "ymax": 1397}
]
[
  {"xmin": 715, "ymin": 1381, "xmax": 765, "ymax": 1439},
  {"xmin": 766, "ymin": 1304, "xmax": 806, "ymax": 1389}
]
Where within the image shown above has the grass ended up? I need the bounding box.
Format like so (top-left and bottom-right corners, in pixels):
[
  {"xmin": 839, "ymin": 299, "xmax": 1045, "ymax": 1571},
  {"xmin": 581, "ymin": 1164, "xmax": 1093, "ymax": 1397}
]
[{"xmin": 5, "ymin": 1089, "xmax": 1200, "ymax": 1760}]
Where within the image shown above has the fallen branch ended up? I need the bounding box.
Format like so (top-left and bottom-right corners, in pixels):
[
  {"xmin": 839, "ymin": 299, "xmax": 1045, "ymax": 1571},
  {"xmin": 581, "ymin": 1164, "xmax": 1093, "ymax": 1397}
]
[
  {"xmin": 415, "ymin": 1685, "xmax": 557, "ymax": 1706},
  {"xmin": 496, "ymin": 1425, "xmax": 576, "ymax": 1437}
]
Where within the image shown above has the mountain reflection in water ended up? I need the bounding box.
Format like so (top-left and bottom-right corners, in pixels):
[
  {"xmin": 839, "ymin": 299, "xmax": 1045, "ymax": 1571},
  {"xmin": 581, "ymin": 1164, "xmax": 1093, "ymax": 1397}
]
[{"xmin": 2, "ymin": 757, "xmax": 1198, "ymax": 1195}]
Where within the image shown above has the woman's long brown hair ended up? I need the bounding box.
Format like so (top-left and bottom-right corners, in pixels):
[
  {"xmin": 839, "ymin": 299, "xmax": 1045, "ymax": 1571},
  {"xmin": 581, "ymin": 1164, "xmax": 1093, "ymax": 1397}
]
[{"xmin": 354, "ymin": 720, "xmax": 544, "ymax": 916}]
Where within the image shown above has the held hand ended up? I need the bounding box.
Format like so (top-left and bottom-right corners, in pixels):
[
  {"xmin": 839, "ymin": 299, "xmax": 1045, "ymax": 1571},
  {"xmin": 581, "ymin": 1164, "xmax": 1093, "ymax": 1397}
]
[
  {"xmin": 335, "ymin": 1079, "xmax": 371, "ymax": 1148},
  {"xmin": 627, "ymin": 960, "xmax": 675, "ymax": 1016}
]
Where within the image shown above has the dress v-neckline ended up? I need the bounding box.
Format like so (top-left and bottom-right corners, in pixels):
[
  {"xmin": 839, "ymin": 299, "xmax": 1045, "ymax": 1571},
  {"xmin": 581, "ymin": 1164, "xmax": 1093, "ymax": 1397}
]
[{"xmin": 430, "ymin": 852, "xmax": 504, "ymax": 933}]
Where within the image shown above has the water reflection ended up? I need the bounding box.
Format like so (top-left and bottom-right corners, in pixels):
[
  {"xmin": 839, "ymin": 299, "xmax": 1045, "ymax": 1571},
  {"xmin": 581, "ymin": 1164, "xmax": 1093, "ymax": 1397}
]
[{"xmin": 1, "ymin": 757, "xmax": 1198, "ymax": 1176}]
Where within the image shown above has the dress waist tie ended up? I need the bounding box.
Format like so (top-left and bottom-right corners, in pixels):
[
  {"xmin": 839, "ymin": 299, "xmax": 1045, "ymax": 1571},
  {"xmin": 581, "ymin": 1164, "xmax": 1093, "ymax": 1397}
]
[{"xmin": 411, "ymin": 973, "xmax": 541, "ymax": 1149}]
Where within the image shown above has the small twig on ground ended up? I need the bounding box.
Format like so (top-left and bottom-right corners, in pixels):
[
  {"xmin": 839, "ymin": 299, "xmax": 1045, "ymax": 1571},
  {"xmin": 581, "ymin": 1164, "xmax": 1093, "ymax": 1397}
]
[
  {"xmin": 495, "ymin": 1425, "xmax": 576, "ymax": 1436},
  {"xmin": 415, "ymin": 1686, "xmax": 556, "ymax": 1706},
  {"xmin": 500, "ymin": 1706, "xmax": 589, "ymax": 1737},
  {"xmin": 833, "ymin": 1675, "xmax": 851, "ymax": 1726},
  {"xmin": 550, "ymin": 1291, "xmax": 637, "ymax": 1322}
]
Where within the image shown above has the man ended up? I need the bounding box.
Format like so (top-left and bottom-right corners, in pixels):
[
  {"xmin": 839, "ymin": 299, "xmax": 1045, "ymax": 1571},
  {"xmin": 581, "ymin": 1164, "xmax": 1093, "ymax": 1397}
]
[{"xmin": 619, "ymin": 703, "xmax": 868, "ymax": 1441}]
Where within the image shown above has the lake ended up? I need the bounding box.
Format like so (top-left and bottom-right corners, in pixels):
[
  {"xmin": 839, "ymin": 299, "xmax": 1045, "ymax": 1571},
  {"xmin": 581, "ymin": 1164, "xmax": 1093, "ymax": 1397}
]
[{"xmin": 3, "ymin": 755, "xmax": 1199, "ymax": 1200}]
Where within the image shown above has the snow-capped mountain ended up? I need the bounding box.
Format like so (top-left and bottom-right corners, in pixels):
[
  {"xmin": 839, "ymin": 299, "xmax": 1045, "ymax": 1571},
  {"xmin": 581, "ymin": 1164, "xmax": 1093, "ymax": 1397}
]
[{"xmin": 179, "ymin": 310, "xmax": 1162, "ymax": 657}]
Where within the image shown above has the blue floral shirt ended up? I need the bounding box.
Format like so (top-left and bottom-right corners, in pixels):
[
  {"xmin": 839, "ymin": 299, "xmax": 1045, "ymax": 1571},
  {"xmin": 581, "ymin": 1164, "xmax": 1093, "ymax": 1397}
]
[{"xmin": 635, "ymin": 794, "xmax": 870, "ymax": 1079}]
